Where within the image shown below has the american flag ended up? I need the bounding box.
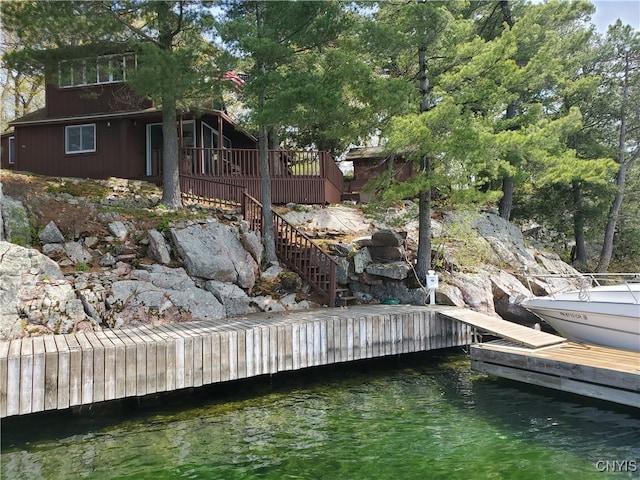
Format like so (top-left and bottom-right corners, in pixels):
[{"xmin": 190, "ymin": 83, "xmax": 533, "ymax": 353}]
[{"xmin": 224, "ymin": 71, "xmax": 246, "ymax": 90}]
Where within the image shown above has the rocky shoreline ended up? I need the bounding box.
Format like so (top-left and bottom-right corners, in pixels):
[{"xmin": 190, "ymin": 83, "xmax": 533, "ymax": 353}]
[{"xmin": 0, "ymin": 174, "xmax": 579, "ymax": 341}]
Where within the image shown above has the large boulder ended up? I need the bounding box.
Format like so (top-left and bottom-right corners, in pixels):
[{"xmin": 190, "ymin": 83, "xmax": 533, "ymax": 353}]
[
  {"xmin": 171, "ymin": 220, "xmax": 259, "ymax": 289},
  {"xmin": 0, "ymin": 241, "xmax": 89, "ymax": 339},
  {"xmin": 104, "ymin": 264, "xmax": 225, "ymax": 328},
  {"xmin": 205, "ymin": 280, "xmax": 252, "ymax": 316},
  {"xmin": 1, "ymin": 196, "xmax": 30, "ymax": 246},
  {"xmin": 147, "ymin": 229, "xmax": 172, "ymax": 264}
]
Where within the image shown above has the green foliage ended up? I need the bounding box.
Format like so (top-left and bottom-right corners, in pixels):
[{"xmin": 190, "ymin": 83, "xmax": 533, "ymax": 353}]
[
  {"xmin": 432, "ymin": 211, "xmax": 496, "ymax": 272},
  {"xmin": 76, "ymin": 263, "xmax": 89, "ymax": 272},
  {"xmin": 46, "ymin": 180, "xmax": 109, "ymax": 199}
]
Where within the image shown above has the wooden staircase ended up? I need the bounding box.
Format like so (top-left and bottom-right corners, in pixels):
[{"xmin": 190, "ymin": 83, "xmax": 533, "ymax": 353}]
[{"xmin": 181, "ymin": 176, "xmax": 340, "ymax": 306}]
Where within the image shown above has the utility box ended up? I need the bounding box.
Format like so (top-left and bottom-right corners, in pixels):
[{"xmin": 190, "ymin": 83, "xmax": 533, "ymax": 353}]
[{"xmin": 426, "ymin": 270, "xmax": 439, "ymax": 290}]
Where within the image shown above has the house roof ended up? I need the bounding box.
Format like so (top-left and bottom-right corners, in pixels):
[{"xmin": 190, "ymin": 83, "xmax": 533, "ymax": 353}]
[
  {"xmin": 9, "ymin": 107, "xmax": 161, "ymax": 127},
  {"xmin": 345, "ymin": 146, "xmax": 386, "ymax": 160},
  {"xmin": 9, "ymin": 107, "xmax": 256, "ymax": 141}
]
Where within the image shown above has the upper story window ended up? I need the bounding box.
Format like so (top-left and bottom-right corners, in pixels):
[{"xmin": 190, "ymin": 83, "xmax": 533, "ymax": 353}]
[
  {"xmin": 65, "ymin": 124, "xmax": 96, "ymax": 154},
  {"xmin": 59, "ymin": 53, "xmax": 136, "ymax": 88}
]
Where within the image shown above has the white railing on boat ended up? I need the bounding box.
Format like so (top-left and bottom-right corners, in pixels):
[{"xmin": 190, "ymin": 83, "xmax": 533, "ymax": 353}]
[{"xmin": 523, "ymin": 272, "xmax": 640, "ymax": 304}]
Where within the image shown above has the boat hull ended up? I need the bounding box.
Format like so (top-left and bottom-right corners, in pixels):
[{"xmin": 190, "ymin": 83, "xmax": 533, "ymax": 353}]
[{"xmin": 521, "ymin": 299, "xmax": 640, "ymax": 352}]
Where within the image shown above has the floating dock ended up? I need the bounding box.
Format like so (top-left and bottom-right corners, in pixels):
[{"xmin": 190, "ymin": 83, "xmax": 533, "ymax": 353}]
[{"xmin": 470, "ymin": 340, "xmax": 640, "ymax": 408}]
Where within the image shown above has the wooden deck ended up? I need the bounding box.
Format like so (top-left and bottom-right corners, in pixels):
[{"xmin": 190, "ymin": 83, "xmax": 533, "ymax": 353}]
[
  {"xmin": 436, "ymin": 307, "xmax": 565, "ymax": 348},
  {"xmin": 471, "ymin": 340, "xmax": 640, "ymax": 407},
  {"xmin": 0, "ymin": 305, "xmax": 472, "ymax": 418}
]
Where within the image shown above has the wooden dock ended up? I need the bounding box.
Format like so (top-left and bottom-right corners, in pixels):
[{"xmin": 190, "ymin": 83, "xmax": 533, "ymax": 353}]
[
  {"xmin": 435, "ymin": 306, "xmax": 638, "ymax": 407},
  {"xmin": 0, "ymin": 305, "xmax": 473, "ymax": 418},
  {"xmin": 471, "ymin": 341, "xmax": 640, "ymax": 407}
]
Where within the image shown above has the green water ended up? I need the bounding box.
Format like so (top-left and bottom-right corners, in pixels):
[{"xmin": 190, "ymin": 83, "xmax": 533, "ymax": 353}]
[{"xmin": 1, "ymin": 352, "xmax": 638, "ymax": 479}]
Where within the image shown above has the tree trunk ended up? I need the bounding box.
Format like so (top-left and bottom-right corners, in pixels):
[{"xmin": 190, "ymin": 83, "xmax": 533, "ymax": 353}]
[
  {"xmin": 571, "ymin": 180, "xmax": 587, "ymax": 268},
  {"xmin": 157, "ymin": 1, "xmax": 181, "ymax": 209},
  {"xmin": 498, "ymin": 101, "xmax": 517, "ymax": 220},
  {"xmin": 597, "ymin": 51, "xmax": 638, "ymax": 272},
  {"xmin": 416, "ymin": 157, "xmax": 432, "ymax": 281},
  {"xmin": 415, "ymin": 45, "xmax": 432, "ymax": 280},
  {"xmin": 161, "ymin": 93, "xmax": 182, "ymax": 208},
  {"xmin": 497, "ymin": 3, "xmax": 516, "ymax": 221},
  {"xmin": 498, "ymin": 175, "xmax": 514, "ymax": 220},
  {"xmin": 257, "ymin": 2, "xmax": 277, "ymax": 264},
  {"xmin": 597, "ymin": 161, "xmax": 631, "ymax": 272}
]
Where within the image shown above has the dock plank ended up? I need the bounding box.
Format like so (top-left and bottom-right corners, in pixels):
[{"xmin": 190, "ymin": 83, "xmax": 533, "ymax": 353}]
[
  {"xmin": 6, "ymin": 340, "xmax": 21, "ymax": 416},
  {"xmin": 31, "ymin": 337, "xmax": 45, "ymax": 413},
  {"xmin": 19, "ymin": 338, "xmax": 33, "ymax": 415},
  {"xmin": 43, "ymin": 335, "xmax": 58, "ymax": 411},
  {"xmin": 0, "ymin": 341, "xmax": 10, "ymax": 418}
]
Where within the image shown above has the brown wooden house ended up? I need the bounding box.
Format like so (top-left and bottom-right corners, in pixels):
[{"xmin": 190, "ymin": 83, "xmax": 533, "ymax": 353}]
[
  {"xmin": 342, "ymin": 146, "xmax": 414, "ymax": 202},
  {"xmin": 1, "ymin": 51, "xmax": 344, "ymax": 204}
]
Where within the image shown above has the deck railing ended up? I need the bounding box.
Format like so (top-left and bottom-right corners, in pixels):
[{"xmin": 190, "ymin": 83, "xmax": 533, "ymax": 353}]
[
  {"xmin": 180, "ymin": 176, "xmax": 338, "ymax": 306},
  {"xmin": 173, "ymin": 148, "xmax": 344, "ymax": 204}
]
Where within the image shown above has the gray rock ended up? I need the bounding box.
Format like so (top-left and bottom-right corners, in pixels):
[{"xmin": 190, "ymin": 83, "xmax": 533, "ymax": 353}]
[
  {"xmin": 205, "ymin": 280, "xmax": 251, "ymax": 316},
  {"xmin": 63, "ymin": 241, "xmax": 93, "ymax": 264},
  {"xmin": 0, "ymin": 241, "xmax": 86, "ymax": 340},
  {"xmin": 335, "ymin": 256, "xmax": 351, "ymax": 285},
  {"xmin": 42, "ymin": 243, "xmax": 65, "ymax": 257},
  {"xmin": 368, "ymin": 246, "xmax": 404, "ymax": 262},
  {"xmin": 251, "ymin": 295, "xmax": 285, "ymax": 312},
  {"xmin": 108, "ymin": 221, "xmax": 129, "ymax": 241},
  {"xmin": 239, "ymin": 221, "xmax": 263, "ymax": 264},
  {"xmin": 365, "ymin": 261, "xmax": 410, "ymax": 280},
  {"xmin": 328, "ymin": 242, "xmax": 353, "ymax": 256},
  {"xmin": 371, "ymin": 229, "xmax": 404, "ymax": 247},
  {"xmin": 353, "ymin": 247, "xmax": 372, "ymax": 274},
  {"xmin": 100, "ymin": 253, "xmax": 116, "ymax": 267},
  {"xmin": 83, "ymin": 236, "xmax": 99, "ymax": 248},
  {"xmin": 105, "ymin": 270, "xmax": 225, "ymax": 327},
  {"xmin": 39, "ymin": 221, "xmax": 65, "ymax": 244},
  {"xmin": 262, "ymin": 264, "xmax": 283, "ymax": 279},
  {"xmin": 171, "ymin": 220, "xmax": 259, "ymax": 289},
  {"xmin": 2, "ymin": 196, "xmax": 30, "ymax": 246},
  {"xmin": 147, "ymin": 229, "xmax": 172, "ymax": 264}
]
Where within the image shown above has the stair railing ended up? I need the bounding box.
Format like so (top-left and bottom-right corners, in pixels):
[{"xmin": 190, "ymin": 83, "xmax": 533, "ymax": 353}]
[{"xmin": 180, "ymin": 175, "xmax": 337, "ymax": 306}]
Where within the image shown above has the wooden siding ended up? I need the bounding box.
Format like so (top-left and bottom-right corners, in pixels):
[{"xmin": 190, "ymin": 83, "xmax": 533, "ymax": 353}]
[
  {"xmin": 344, "ymin": 157, "xmax": 414, "ymax": 202},
  {"xmin": 11, "ymin": 119, "xmax": 147, "ymax": 179},
  {"xmin": 45, "ymin": 82, "xmax": 151, "ymax": 118},
  {"xmin": 0, "ymin": 306, "xmax": 473, "ymax": 418}
]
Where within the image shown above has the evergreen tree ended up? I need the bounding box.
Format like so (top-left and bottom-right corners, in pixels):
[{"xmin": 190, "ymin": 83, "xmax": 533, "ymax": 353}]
[{"xmin": 1, "ymin": 0, "xmax": 220, "ymax": 208}]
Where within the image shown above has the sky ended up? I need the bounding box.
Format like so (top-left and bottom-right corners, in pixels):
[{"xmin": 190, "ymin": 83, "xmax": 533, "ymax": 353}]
[{"xmin": 589, "ymin": 0, "xmax": 639, "ymax": 32}]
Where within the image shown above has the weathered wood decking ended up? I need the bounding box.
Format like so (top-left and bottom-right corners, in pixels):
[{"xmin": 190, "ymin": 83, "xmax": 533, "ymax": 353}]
[
  {"xmin": 436, "ymin": 307, "xmax": 565, "ymax": 348},
  {"xmin": 471, "ymin": 341, "xmax": 640, "ymax": 407},
  {"xmin": 0, "ymin": 305, "xmax": 473, "ymax": 418}
]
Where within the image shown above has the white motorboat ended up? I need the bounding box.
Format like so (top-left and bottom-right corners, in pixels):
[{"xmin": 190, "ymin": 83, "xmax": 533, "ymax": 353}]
[{"xmin": 520, "ymin": 274, "xmax": 640, "ymax": 352}]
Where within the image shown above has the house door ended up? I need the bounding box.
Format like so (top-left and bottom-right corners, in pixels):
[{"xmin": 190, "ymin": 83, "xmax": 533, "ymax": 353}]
[
  {"xmin": 146, "ymin": 123, "xmax": 163, "ymax": 176},
  {"xmin": 201, "ymin": 121, "xmax": 218, "ymax": 174}
]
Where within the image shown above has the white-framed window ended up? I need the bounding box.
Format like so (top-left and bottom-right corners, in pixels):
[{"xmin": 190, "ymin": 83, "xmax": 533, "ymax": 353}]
[
  {"xmin": 65, "ymin": 124, "xmax": 96, "ymax": 154},
  {"xmin": 59, "ymin": 53, "xmax": 136, "ymax": 88},
  {"xmin": 8, "ymin": 137, "xmax": 15, "ymax": 164}
]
